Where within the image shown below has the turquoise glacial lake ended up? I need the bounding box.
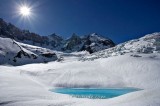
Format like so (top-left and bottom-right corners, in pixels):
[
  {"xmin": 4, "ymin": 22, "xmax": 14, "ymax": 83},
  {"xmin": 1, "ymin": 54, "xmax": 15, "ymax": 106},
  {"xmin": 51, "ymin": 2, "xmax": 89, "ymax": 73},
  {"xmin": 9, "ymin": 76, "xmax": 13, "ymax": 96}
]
[{"xmin": 51, "ymin": 88, "xmax": 140, "ymax": 99}]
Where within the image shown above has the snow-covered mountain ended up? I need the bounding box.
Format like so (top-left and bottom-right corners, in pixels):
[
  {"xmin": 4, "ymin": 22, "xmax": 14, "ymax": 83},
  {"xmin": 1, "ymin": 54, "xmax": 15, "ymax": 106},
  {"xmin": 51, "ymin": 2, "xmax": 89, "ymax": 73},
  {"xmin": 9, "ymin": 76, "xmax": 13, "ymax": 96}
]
[
  {"xmin": 80, "ymin": 33, "xmax": 115, "ymax": 53},
  {"xmin": 47, "ymin": 33, "xmax": 64, "ymax": 48},
  {"xmin": 62, "ymin": 33, "xmax": 115, "ymax": 53},
  {"xmin": 0, "ymin": 37, "xmax": 57, "ymax": 65},
  {"xmin": 82, "ymin": 32, "xmax": 160, "ymax": 60},
  {"xmin": 0, "ymin": 18, "xmax": 115, "ymax": 53}
]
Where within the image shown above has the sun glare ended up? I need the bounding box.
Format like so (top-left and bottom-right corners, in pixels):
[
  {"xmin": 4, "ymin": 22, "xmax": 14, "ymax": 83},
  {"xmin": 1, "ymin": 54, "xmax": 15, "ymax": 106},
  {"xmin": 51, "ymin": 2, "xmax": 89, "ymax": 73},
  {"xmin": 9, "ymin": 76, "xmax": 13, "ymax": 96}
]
[{"xmin": 20, "ymin": 6, "xmax": 31, "ymax": 16}]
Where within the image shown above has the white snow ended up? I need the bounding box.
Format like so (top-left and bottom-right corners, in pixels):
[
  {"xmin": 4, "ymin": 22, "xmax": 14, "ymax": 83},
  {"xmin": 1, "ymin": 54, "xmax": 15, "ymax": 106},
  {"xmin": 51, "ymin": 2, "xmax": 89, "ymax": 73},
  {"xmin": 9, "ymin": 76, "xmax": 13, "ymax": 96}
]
[
  {"xmin": 0, "ymin": 32, "xmax": 160, "ymax": 106},
  {"xmin": 0, "ymin": 53, "xmax": 160, "ymax": 106}
]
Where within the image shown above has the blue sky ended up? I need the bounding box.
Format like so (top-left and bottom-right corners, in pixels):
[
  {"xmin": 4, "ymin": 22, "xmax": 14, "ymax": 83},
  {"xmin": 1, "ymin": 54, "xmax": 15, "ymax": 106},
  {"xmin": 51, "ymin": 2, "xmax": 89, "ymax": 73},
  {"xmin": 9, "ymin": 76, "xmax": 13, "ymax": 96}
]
[{"xmin": 0, "ymin": 0, "xmax": 160, "ymax": 43}]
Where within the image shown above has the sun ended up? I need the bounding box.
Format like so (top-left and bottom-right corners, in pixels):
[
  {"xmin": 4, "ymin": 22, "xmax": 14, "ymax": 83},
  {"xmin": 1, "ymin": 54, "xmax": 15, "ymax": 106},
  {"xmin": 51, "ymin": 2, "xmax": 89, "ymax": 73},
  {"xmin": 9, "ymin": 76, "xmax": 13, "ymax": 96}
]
[
  {"xmin": 19, "ymin": 6, "xmax": 31, "ymax": 16},
  {"xmin": 15, "ymin": 2, "xmax": 36, "ymax": 22}
]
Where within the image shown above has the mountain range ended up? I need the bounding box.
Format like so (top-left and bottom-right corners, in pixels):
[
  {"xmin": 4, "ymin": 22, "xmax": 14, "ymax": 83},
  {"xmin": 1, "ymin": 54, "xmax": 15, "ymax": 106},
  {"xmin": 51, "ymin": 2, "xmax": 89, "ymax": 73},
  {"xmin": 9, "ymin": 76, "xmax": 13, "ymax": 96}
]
[
  {"xmin": 0, "ymin": 18, "xmax": 115, "ymax": 53},
  {"xmin": 1, "ymin": 18, "xmax": 160, "ymax": 66}
]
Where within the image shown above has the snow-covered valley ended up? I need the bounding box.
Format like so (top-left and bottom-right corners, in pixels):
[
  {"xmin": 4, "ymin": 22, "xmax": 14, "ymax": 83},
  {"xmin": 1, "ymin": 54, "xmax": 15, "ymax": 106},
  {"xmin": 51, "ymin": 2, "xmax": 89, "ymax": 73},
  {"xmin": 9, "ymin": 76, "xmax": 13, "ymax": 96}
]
[
  {"xmin": 0, "ymin": 53, "xmax": 160, "ymax": 106},
  {"xmin": 0, "ymin": 32, "xmax": 160, "ymax": 106}
]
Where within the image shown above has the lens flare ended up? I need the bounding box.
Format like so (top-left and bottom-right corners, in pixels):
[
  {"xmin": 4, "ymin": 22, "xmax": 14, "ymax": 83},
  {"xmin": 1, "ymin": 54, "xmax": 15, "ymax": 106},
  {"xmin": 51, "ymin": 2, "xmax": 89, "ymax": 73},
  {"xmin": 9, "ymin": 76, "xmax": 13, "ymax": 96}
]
[{"xmin": 19, "ymin": 6, "xmax": 31, "ymax": 16}]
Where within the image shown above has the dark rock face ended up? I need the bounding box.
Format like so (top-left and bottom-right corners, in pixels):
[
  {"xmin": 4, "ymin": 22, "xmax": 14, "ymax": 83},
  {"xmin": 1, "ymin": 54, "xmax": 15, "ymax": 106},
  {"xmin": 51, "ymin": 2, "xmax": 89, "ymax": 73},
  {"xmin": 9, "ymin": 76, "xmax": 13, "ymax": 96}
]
[
  {"xmin": 15, "ymin": 50, "xmax": 37, "ymax": 59},
  {"xmin": 62, "ymin": 33, "xmax": 82, "ymax": 51},
  {"xmin": 80, "ymin": 33, "xmax": 115, "ymax": 53},
  {"xmin": 41, "ymin": 52, "xmax": 56, "ymax": 58},
  {"xmin": 0, "ymin": 18, "xmax": 115, "ymax": 53},
  {"xmin": 0, "ymin": 18, "xmax": 48, "ymax": 46},
  {"xmin": 48, "ymin": 33, "xmax": 63, "ymax": 47},
  {"xmin": 61, "ymin": 33, "xmax": 115, "ymax": 53}
]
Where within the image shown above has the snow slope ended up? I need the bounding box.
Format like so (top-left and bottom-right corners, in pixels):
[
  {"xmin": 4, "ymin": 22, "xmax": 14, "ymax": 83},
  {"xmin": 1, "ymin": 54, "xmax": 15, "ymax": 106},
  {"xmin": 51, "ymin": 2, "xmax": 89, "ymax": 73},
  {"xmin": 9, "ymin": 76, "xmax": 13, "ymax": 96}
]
[
  {"xmin": 0, "ymin": 37, "xmax": 57, "ymax": 65},
  {"xmin": 0, "ymin": 53, "xmax": 160, "ymax": 106},
  {"xmin": 82, "ymin": 32, "xmax": 160, "ymax": 60}
]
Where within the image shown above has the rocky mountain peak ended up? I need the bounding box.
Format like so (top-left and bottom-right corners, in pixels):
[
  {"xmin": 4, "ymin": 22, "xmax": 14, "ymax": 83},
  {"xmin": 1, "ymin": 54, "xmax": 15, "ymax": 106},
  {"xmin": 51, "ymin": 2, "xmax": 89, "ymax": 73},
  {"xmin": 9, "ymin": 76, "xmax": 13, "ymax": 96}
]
[
  {"xmin": 79, "ymin": 33, "xmax": 115, "ymax": 53},
  {"xmin": 0, "ymin": 18, "xmax": 115, "ymax": 53}
]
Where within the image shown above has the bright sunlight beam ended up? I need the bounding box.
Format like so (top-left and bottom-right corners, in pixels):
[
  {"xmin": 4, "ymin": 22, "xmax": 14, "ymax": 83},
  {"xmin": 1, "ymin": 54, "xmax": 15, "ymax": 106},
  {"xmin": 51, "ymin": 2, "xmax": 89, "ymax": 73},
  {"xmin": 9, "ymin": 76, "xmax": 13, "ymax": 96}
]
[{"xmin": 19, "ymin": 6, "xmax": 31, "ymax": 16}]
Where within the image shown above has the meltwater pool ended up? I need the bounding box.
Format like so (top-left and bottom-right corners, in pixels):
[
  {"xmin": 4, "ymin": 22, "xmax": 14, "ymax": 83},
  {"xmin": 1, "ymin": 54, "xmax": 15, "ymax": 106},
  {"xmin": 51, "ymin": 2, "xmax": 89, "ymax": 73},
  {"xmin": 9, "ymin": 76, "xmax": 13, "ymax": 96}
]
[{"xmin": 51, "ymin": 88, "xmax": 140, "ymax": 99}]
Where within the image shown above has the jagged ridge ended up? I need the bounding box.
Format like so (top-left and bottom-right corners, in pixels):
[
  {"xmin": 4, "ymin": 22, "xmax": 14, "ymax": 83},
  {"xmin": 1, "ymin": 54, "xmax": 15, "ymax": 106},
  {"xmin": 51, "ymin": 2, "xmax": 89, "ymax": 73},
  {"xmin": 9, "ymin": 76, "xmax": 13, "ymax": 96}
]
[{"xmin": 0, "ymin": 18, "xmax": 115, "ymax": 53}]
